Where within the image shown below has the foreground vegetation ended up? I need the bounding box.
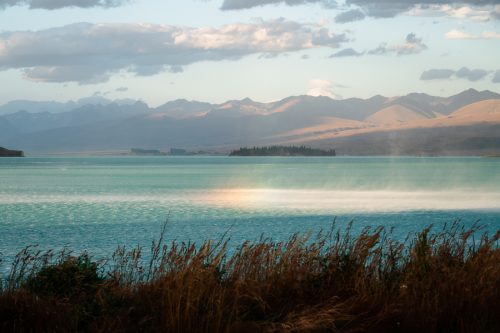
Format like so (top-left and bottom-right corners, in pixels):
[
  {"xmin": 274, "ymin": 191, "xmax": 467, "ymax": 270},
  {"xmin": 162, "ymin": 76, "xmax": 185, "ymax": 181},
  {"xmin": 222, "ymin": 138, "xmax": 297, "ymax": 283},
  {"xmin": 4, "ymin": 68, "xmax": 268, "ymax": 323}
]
[{"xmin": 1, "ymin": 222, "xmax": 499, "ymax": 332}]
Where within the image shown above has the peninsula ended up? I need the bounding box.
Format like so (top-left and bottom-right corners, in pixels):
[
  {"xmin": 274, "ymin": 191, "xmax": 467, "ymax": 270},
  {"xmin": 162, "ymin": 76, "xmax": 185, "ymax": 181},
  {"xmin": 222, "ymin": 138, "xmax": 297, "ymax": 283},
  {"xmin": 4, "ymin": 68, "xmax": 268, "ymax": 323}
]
[
  {"xmin": 0, "ymin": 147, "xmax": 24, "ymax": 157},
  {"xmin": 229, "ymin": 145, "xmax": 336, "ymax": 156}
]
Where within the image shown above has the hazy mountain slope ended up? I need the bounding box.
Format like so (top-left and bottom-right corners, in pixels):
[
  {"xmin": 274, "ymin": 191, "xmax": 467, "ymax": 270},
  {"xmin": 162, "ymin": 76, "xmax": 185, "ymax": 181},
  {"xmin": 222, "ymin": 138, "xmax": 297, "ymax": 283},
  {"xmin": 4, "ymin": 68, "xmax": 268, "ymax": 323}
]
[
  {"xmin": 443, "ymin": 89, "xmax": 500, "ymax": 114},
  {"xmin": 310, "ymin": 124, "xmax": 500, "ymax": 156},
  {"xmin": 0, "ymin": 117, "xmax": 17, "ymax": 140},
  {"xmin": 265, "ymin": 95, "xmax": 387, "ymax": 121},
  {"xmin": 386, "ymin": 93, "xmax": 442, "ymax": 118},
  {"xmin": 0, "ymin": 96, "xmax": 139, "ymax": 116},
  {"xmin": 6, "ymin": 109, "xmax": 333, "ymax": 152},
  {"xmin": 206, "ymin": 98, "xmax": 273, "ymax": 118},
  {"xmin": 154, "ymin": 99, "xmax": 213, "ymax": 119},
  {"xmin": 449, "ymin": 99, "xmax": 500, "ymax": 120},
  {"xmin": 0, "ymin": 100, "xmax": 79, "ymax": 116},
  {"xmin": 387, "ymin": 89, "xmax": 500, "ymax": 116},
  {"xmin": 3, "ymin": 102, "xmax": 151, "ymax": 134},
  {"xmin": 365, "ymin": 105, "xmax": 436, "ymax": 125}
]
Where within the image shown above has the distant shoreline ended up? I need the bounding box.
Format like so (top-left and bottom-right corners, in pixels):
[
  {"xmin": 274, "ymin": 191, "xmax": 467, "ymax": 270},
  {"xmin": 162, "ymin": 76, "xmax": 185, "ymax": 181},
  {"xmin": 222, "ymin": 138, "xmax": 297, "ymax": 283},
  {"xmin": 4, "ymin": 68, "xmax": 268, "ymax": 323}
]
[{"xmin": 7, "ymin": 153, "xmax": 498, "ymax": 158}]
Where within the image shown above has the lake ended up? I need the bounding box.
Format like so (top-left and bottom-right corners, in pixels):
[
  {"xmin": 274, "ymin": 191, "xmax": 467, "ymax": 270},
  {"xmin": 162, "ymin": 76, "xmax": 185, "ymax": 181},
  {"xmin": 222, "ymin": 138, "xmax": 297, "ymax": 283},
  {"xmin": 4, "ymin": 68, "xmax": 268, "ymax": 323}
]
[{"xmin": 1, "ymin": 156, "xmax": 499, "ymax": 267}]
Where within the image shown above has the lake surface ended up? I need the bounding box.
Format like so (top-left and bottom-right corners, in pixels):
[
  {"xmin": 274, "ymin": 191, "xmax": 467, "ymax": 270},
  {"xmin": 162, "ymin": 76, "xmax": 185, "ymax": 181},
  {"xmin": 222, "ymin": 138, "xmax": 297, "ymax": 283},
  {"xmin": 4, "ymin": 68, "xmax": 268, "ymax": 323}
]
[{"xmin": 1, "ymin": 156, "xmax": 500, "ymax": 267}]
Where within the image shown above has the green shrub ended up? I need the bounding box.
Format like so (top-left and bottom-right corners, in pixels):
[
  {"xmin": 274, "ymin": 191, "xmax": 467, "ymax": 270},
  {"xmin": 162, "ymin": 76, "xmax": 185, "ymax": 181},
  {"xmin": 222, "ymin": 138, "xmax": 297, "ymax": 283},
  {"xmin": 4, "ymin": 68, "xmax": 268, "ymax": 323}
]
[{"xmin": 24, "ymin": 254, "xmax": 104, "ymax": 301}]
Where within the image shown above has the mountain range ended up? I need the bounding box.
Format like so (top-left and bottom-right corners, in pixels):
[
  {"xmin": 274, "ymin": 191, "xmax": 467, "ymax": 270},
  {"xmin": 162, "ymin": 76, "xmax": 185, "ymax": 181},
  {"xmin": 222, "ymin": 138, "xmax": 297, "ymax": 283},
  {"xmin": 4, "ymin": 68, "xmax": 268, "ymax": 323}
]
[{"xmin": 1, "ymin": 89, "xmax": 499, "ymax": 155}]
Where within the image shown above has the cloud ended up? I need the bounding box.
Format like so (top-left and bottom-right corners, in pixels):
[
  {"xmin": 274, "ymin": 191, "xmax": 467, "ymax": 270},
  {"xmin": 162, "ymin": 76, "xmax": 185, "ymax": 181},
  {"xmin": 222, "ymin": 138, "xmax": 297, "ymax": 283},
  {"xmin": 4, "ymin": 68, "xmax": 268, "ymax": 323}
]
[
  {"xmin": 220, "ymin": 0, "xmax": 336, "ymax": 10},
  {"xmin": 220, "ymin": 1, "xmax": 500, "ymax": 22},
  {"xmin": 367, "ymin": 43, "xmax": 388, "ymax": 55},
  {"xmin": 481, "ymin": 30, "xmax": 500, "ymax": 39},
  {"xmin": 0, "ymin": 0, "xmax": 129, "ymax": 10},
  {"xmin": 0, "ymin": 20, "xmax": 348, "ymax": 84},
  {"xmin": 368, "ymin": 33, "xmax": 426, "ymax": 55},
  {"xmin": 420, "ymin": 67, "xmax": 490, "ymax": 82},
  {"xmin": 456, "ymin": 67, "xmax": 489, "ymax": 81},
  {"xmin": 307, "ymin": 79, "xmax": 340, "ymax": 99},
  {"xmin": 420, "ymin": 69, "xmax": 455, "ymax": 80},
  {"xmin": 116, "ymin": 86, "xmax": 128, "ymax": 92},
  {"xmin": 445, "ymin": 28, "xmax": 500, "ymax": 39},
  {"xmin": 329, "ymin": 33, "xmax": 426, "ymax": 58},
  {"xmin": 334, "ymin": 8, "xmax": 365, "ymax": 23},
  {"xmin": 391, "ymin": 32, "xmax": 427, "ymax": 55},
  {"xmin": 329, "ymin": 47, "xmax": 363, "ymax": 57},
  {"xmin": 408, "ymin": 4, "xmax": 498, "ymax": 21},
  {"xmin": 493, "ymin": 70, "xmax": 500, "ymax": 83},
  {"xmin": 345, "ymin": 1, "xmax": 500, "ymax": 20},
  {"xmin": 444, "ymin": 28, "xmax": 479, "ymax": 39}
]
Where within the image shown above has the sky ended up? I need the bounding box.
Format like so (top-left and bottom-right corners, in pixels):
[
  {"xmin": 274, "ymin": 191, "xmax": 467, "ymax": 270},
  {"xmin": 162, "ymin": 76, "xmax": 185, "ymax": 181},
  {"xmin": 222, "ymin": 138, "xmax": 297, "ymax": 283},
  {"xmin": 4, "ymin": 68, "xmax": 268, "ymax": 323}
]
[{"xmin": 0, "ymin": 0, "xmax": 499, "ymax": 106}]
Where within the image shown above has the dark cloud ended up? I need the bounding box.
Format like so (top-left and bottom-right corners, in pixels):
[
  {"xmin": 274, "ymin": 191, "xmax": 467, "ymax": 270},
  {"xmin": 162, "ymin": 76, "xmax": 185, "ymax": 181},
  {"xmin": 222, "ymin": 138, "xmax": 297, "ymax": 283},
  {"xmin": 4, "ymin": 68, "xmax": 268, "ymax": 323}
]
[
  {"xmin": 115, "ymin": 87, "xmax": 128, "ymax": 92},
  {"xmin": 0, "ymin": 20, "xmax": 347, "ymax": 84},
  {"xmin": 0, "ymin": 0, "xmax": 128, "ymax": 10},
  {"xmin": 220, "ymin": 0, "xmax": 336, "ymax": 10},
  {"xmin": 332, "ymin": 33, "xmax": 427, "ymax": 58},
  {"xmin": 219, "ymin": 1, "xmax": 499, "ymax": 21},
  {"xmin": 394, "ymin": 33, "xmax": 427, "ymax": 55},
  {"xmin": 346, "ymin": 1, "xmax": 499, "ymax": 19},
  {"xmin": 334, "ymin": 9, "xmax": 366, "ymax": 23},
  {"xmin": 455, "ymin": 67, "xmax": 489, "ymax": 81},
  {"xmin": 330, "ymin": 48, "xmax": 364, "ymax": 57},
  {"xmin": 493, "ymin": 70, "xmax": 500, "ymax": 83},
  {"xmin": 367, "ymin": 33, "xmax": 426, "ymax": 55},
  {"xmin": 367, "ymin": 43, "xmax": 388, "ymax": 55},
  {"xmin": 420, "ymin": 67, "xmax": 491, "ymax": 82},
  {"xmin": 420, "ymin": 69, "xmax": 455, "ymax": 80}
]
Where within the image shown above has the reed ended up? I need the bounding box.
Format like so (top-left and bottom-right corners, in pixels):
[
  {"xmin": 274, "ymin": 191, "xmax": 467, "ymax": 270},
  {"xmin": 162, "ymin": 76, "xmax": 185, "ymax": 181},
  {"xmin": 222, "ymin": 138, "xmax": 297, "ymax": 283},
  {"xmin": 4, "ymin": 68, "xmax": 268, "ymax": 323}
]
[{"xmin": 1, "ymin": 221, "xmax": 499, "ymax": 332}]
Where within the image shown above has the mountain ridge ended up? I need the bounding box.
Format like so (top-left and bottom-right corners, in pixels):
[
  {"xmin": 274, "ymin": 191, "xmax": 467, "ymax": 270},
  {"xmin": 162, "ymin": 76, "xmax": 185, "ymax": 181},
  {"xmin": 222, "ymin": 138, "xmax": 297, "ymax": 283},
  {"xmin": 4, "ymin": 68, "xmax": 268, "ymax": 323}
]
[{"xmin": 1, "ymin": 89, "xmax": 499, "ymax": 155}]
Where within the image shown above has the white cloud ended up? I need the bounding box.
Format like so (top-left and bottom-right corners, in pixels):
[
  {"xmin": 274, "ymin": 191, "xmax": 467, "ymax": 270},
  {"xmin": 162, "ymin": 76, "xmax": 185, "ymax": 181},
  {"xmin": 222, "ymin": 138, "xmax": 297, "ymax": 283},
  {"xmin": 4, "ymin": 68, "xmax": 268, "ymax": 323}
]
[
  {"xmin": 0, "ymin": 20, "xmax": 348, "ymax": 84},
  {"xmin": 483, "ymin": 30, "xmax": 500, "ymax": 39},
  {"xmin": 444, "ymin": 29, "xmax": 500, "ymax": 39},
  {"xmin": 408, "ymin": 4, "xmax": 496, "ymax": 22},
  {"xmin": 0, "ymin": 0, "xmax": 129, "ymax": 10},
  {"xmin": 445, "ymin": 29, "xmax": 479, "ymax": 39},
  {"xmin": 307, "ymin": 79, "xmax": 340, "ymax": 99}
]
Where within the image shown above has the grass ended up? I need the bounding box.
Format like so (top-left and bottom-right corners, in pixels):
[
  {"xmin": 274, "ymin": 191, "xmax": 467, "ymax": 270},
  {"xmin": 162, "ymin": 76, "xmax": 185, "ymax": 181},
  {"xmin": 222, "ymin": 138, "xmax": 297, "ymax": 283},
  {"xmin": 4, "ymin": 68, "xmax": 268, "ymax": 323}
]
[{"xmin": 0, "ymin": 221, "xmax": 499, "ymax": 332}]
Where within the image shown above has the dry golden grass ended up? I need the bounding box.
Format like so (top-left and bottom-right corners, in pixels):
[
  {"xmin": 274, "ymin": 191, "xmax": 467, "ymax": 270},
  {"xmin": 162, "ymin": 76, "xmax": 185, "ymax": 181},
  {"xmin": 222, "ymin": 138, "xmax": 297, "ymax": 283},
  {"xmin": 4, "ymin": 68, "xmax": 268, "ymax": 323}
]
[{"xmin": 1, "ymin": 222, "xmax": 499, "ymax": 332}]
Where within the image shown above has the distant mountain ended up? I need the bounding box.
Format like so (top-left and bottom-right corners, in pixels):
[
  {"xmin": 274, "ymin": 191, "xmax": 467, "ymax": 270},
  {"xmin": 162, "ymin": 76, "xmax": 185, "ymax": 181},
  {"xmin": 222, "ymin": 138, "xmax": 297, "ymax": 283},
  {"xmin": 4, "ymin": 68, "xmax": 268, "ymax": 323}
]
[
  {"xmin": 0, "ymin": 117, "xmax": 17, "ymax": 140},
  {"xmin": 0, "ymin": 97, "xmax": 138, "ymax": 116},
  {"xmin": 206, "ymin": 98, "xmax": 272, "ymax": 118},
  {"xmin": 154, "ymin": 99, "xmax": 213, "ymax": 119},
  {"xmin": 1, "ymin": 101, "xmax": 150, "ymax": 134},
  {"xmin": 1, "ymin": 89, "xmax": 499, "ymax": 155},
  {"xmin": 385, "ymin": 88, "xmax": 500, "ymax": 116}
]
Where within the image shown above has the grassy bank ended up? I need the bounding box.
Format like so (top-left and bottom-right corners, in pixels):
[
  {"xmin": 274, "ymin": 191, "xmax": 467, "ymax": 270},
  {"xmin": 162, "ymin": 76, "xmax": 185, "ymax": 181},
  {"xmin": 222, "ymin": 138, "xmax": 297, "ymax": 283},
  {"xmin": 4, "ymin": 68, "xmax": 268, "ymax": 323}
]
[{"xmin": 1, "ymin": 222, "xmax": 499, "ymax": 332}]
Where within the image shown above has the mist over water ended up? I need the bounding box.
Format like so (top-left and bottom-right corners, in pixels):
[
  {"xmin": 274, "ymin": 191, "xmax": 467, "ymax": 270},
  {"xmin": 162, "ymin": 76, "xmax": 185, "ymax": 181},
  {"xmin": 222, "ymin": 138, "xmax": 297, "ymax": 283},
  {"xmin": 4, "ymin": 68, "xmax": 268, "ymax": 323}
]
[{"xmin": 1, "ymin": 156, "xmax": 499, "ymax": 267}]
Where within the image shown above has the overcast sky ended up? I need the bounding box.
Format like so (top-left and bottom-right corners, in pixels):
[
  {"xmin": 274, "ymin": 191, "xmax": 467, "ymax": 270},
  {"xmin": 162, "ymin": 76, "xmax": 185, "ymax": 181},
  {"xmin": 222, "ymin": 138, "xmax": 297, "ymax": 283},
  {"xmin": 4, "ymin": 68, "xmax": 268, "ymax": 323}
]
[{"xmin": 0, "ymin": 0, "xmax": 499, "ymax": 105}]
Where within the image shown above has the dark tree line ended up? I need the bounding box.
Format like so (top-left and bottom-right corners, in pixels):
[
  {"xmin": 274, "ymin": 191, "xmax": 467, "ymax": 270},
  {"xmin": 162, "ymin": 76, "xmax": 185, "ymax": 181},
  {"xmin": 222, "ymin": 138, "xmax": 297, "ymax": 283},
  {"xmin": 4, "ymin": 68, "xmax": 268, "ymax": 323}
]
[{"xmin": 229, "ymin": 145, "xmax": 336, "ymax": 156}]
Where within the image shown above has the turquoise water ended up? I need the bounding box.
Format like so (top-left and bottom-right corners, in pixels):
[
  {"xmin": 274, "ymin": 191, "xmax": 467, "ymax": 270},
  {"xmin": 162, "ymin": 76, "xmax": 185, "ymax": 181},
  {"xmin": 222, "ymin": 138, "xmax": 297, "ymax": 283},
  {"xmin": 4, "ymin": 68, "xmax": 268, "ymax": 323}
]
[{"xmin": 1, "ymin": 156, "xmax": 500, "ymax": 267}]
